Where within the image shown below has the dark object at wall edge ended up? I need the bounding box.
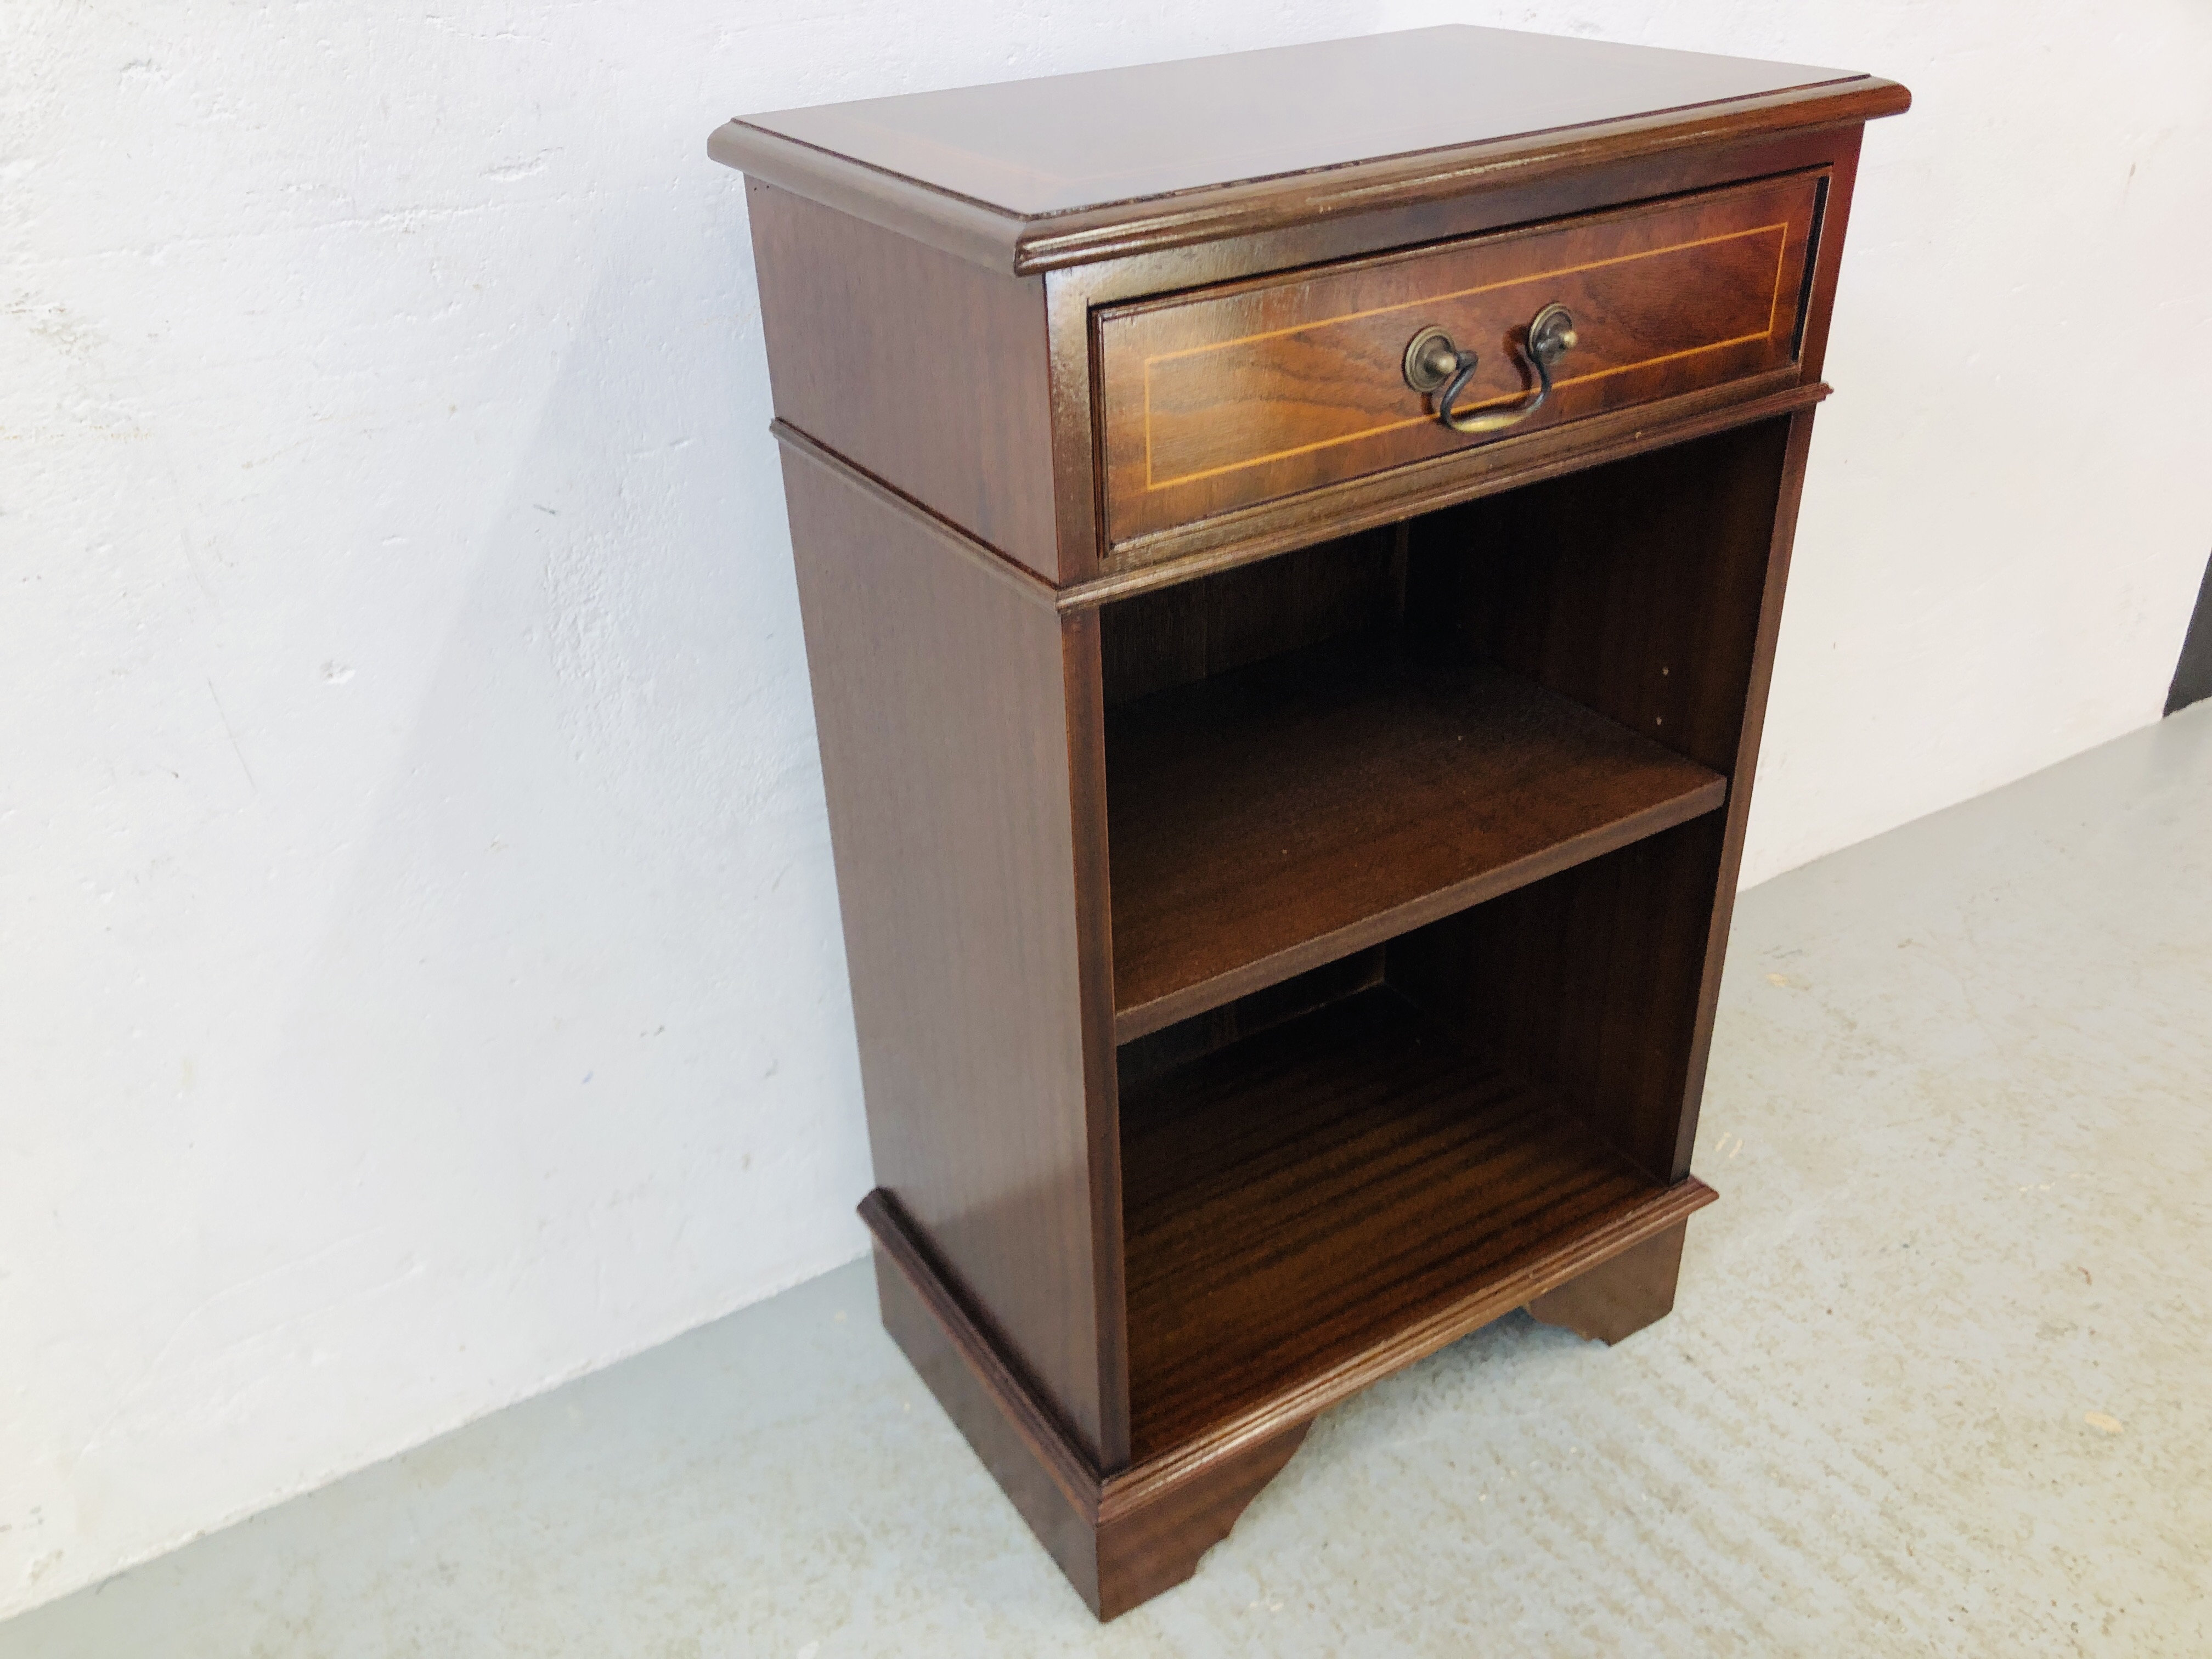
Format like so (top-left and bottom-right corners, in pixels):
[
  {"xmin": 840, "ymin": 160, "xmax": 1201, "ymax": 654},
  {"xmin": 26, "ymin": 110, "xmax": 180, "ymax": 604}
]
[{"xmin": 2166, "ymin": 550, "xmax": 2212, "ymax": 716}]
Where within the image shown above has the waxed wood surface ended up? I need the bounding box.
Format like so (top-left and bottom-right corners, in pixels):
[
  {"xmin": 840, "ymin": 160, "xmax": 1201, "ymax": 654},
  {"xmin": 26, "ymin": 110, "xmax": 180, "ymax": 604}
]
[
  {"xmin": 781, "ymin": 449, "xmax": 1125, "ymax": 1464},
  {"xmin": 1395, "ymin": 417, "xmax": 1801, "ymax": 1180},
  {"xmin": 730, "ymin": 27, "xmax": 1860, "ymax": 218},
  {"xmin": 1104, "ymin": 636, "xmax": 1725, "ymax": 1039},
  {"xmin": 1119, "ymin": 988, "xmax": 1668, "ymax": 1458},
  {"xmin": 732, "ymin": 24, "xmax": 1895, "ymax": 1622},
  {"xmin": 748, "ymin": 182, "xmax": 1062, "ymax": 579},
  {"xmin": 1526, "ymin": 1217, "xmax": 1689, "ymax": 1344},
  {"xmin": 1097, "ymin": 171, "xmax": 1820, "ymax": 546}
]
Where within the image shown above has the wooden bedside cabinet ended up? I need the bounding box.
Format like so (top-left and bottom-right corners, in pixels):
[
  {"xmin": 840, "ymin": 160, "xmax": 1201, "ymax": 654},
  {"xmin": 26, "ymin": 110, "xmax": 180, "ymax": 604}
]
[{"xmin": 710, "ymin": 26, "xmax": 1907, "ymax": 1620}]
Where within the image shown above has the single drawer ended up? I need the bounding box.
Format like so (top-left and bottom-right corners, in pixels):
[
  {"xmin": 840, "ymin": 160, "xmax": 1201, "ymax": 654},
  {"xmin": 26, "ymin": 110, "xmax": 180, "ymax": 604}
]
[{"xmin": 1096, "ymin": 171, "xmax": 1825, "ymax": 551}]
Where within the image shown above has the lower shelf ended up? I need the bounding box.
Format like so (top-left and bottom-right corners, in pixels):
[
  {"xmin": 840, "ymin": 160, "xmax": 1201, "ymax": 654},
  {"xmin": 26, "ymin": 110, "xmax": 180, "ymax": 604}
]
[{"xmin": 1120, "ymin": 986, "xmax": 1686, "ymax": 1460}]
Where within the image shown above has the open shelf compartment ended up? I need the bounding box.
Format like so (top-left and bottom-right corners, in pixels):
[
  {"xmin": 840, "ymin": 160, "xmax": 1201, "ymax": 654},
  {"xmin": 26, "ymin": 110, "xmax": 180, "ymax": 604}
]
[
  {"xmin": 1098, "ymin": 420, "xmax": 1782, "ymax": 1042},
  {"xmin": 1105, "ymin": 636, "xmax": 1723, "ymax": 1039},
  {"xmin": 1104, "ymin": 422, "xmax": 1790, "ymax": 1459},
  {"xmin": 1118, "ymin": 988, "xmax": 1644, "ymax": 1457},
  {"xmin": 1115, "ymin": 810, "xmax": 1726, "ymax": 1458}
]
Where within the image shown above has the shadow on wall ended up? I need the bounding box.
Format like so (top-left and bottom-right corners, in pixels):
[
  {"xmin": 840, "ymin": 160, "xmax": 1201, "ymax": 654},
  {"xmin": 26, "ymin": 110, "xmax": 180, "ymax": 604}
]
[{"xmin": 2167, "ymin": 553, "xmax": 2212, "ymax": 716}]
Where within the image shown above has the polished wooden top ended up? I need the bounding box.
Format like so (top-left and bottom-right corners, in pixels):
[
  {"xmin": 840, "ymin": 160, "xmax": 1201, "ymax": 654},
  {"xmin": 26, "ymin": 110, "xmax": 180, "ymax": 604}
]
[
  {"xmin": 710, "ymin": 27, "xmax": 1906, "ymax": 270},
  {"xmin": 732, "ymin": 28, "xmax": 1860, "ymax": 216}
]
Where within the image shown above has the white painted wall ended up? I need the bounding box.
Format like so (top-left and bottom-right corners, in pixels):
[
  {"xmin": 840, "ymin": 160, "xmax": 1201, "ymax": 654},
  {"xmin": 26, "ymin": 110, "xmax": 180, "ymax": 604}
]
[{"xmin": 3, "ymin": 0, "xmax": 2207, "ymax": 1620}]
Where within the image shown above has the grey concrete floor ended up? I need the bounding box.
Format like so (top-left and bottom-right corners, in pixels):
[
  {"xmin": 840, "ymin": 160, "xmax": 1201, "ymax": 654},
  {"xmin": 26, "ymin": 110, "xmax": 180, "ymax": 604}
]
[{"xmin": 8, "ymin": 703, "xmax": 2209, "ymax": 1658}]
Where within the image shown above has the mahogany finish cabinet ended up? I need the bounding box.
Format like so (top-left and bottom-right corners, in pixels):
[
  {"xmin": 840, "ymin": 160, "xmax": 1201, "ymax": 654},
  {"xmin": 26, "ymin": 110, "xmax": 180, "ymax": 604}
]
[{"xmin": 713, "ymin": 27, "xmax": 1906, "ymax": 1620}]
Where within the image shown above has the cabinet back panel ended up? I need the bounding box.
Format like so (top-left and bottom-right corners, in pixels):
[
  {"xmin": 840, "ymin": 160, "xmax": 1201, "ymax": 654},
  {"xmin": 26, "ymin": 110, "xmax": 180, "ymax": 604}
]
[
  {"xmin": 1387, "ymin": 813, "xmax": 1727, "ymax": 1182},
  {"xmin": 1404, "ymin": 417, "xmax": 1791, "ymax": 774},
  {"xmin": 1115, "ymin": 947, "xmax": 1387, "ymax": 1095},
  {"xmin": 1100, "ymin": 527, "xmax": 1404, "ymax": 708}
]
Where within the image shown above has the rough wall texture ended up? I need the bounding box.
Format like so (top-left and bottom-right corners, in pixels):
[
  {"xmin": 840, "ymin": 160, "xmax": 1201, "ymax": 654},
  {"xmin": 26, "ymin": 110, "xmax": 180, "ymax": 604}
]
[{"xmin": 2, "ymin": 0, "xmax": 2207, "ymax": 1619}]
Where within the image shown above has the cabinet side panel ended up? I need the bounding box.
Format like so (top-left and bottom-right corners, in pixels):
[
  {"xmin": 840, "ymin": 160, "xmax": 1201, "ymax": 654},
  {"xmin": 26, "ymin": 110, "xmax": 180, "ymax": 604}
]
[
  {"xmin": 750, "ymin": 182, "xmax": 1060, "ymax": 578},
  {"xmin": 781, "ymin": 453, "xmax": 1113, "ymax": 1459},
  {"xmin": 1063, "ymin": 606, "xmax": 1130, "ymax": 1467},
  {"xmin": 1671, "ymin": 407, "xmax": 1820, "ymax": 1175}
]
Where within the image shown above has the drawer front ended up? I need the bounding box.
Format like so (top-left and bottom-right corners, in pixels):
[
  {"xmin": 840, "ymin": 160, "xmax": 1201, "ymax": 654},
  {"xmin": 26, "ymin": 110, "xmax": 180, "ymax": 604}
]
[{"xmin": 1097, "ymin": 171, "xmax": 1824, "ymax": 551}]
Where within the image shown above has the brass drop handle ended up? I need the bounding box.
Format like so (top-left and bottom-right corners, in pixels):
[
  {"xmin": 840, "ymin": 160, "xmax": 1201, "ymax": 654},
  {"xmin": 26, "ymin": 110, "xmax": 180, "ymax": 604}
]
[{"xmin": 1402, "ymin": 303, "xmax": 1579, "ymax": 435}]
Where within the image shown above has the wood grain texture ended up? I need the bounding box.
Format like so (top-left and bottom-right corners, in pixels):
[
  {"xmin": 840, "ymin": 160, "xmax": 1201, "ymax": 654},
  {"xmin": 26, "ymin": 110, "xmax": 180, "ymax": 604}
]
[
  {"xmin": 733, "ymin": 30, "xmax": 1856, "ymax": 217},
  {"xmin": 1098, "ymin": 171, "xmax": 1821, "ymax": 546},
  {"xmin": 781, "ymin": 448, "xmax": 1125, "ymax": 1464},
  {"xmin": 1526, "ymin": 1217, "xmax": 1689, "ymax": 1344},
  {"xmin": 735, "ymin": 29, "xmax": 1897, "ymax": 1621},
  {"xmin": 1110, "ymin": 1168, "xmax": 1713, "ymax": 1501},
  {"xmin": 1056, "ymin": 129, "xmax": 1856, "ymax": 317},
  {"xmin": 1094, "ymin": 1420, "xmax": 1309, "ymax": 1620},
  {"xmin": 1045, "ymin": 264, "xmax": 1107, "ymax": 587},
  {"xmin": 1413, "ymin": 416, "xmax": 1796, "ymax": 773},
  {"xmin": 769, "ymin": 420, "xmax": 1060, "ymax": 610},
  {"xmin": 1120, "ymin": 986, "xmax": 1709, "ymax": 1458},
  {"xmin": 1114, "ymin": 948, "xmax": 1386, "ymax": 1097},
  {"xmin": 1006, "ymin": 83, "xmax": 1898, "ymax": 274},
  {"xmin": 1070, "ymin": 377, "xmax": 1826, "ymax": 597},
  {"xmin": 1098, "ymin": 526, "xmax": 1407, "ymax": 708},
  {"xmin": 1059, "ymin": 125, "xmax": 1866, "ymax": 587},
  {"xmin": 1063, "ymin": 605, "xmax": 1130, "ymax": 1437},
  {"xmin": 867, "ymin": 1169, "xmax": 1690, "ymax": 1620},
  {"xmin": 748, "ymin": 182, "xmax": 1062, "ymax": 578},
  {"xmin": 1381, "ymin": 418, "xmax": 1795, "ymax": 1180},
  {"xmin": 1041, "ymin": 125, "xmax": 1866, "ymax": 581},
  {"xmin": 871, "ymin": 1233, "xmax": 1102, "ymax": 1603},
  {"xmin": 772, "ymin": 364, "xmax": 1829, "ymax": 617},
  {"xmin": 1453, "ymin": 414, "xmax": 1798, "ymax": 1180},
  {"xmin": 867, "ymin": 1192, "xmax": 1310, "ymax": 1622},
  {"xmin": 1388, "ymin": 816, "xmax": 1729, "ymax": 1185},
  {"xmin": 708, "ymin": 27, "xmax": 1908, "ymax": 273},
  {"xmin": 1104, "ymin": 635, "xmax": 1726, "ymax": 1040}
]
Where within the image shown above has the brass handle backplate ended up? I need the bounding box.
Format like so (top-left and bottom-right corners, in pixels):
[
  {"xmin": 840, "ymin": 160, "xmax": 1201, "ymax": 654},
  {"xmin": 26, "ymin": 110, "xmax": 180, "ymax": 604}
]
[{"xmin": 1403, "ymin": 304, "xmax": 1579, "ymax": 435}]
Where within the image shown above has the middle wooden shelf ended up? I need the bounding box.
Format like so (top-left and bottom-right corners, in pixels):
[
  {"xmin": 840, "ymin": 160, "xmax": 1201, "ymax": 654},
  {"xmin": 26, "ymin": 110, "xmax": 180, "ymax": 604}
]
[{"xmin": 1105, "ymin": 629, "xmax": 1726, "ymax": 1041}]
